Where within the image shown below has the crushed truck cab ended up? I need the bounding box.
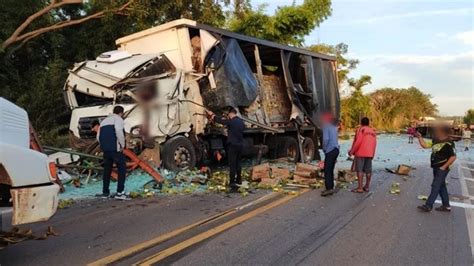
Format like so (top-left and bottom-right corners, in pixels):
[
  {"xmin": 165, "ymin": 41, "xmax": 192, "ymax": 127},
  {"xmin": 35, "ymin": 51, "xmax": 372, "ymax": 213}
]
[{"xmin": 0, "ymin": 97, "xmax": 60, "ymax": 225}]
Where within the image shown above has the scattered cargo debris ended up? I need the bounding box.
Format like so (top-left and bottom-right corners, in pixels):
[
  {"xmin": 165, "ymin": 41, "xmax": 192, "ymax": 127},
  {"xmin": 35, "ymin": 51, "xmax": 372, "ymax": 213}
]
[
  {"xmin": 417, "ymin": 195, "xmax": 428, "ymax": 201},
  {"xmin": 0, "ymin": 226, "xmax": 59, "ymax": 250},
  {"xmin": 337, "ymin": 169, "xmax": 356, "ymax": 182},
  {"xmin": 58, "ymin": 199, "xmax": 75, "ymax": 209},
  {"xmin": 291, "ymin": 163, "xmax": 321, "ymax": 185},
  {"xmin": 389, "ymin": 182, "xmax": 401, "ymax": 194},
  {"xmin": 385, "ymin": 164, "xmax": 413, "ymax": 175}
]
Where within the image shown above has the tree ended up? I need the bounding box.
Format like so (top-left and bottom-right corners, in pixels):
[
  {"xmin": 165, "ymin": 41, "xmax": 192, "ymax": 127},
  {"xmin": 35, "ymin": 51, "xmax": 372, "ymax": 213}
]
[
  {"xmin": 368, "ymin": 87, "xmax": 437, "ymax": 130},
  {"xmin": 464, "ymin": 109, "xmax": 474, "ymax": 125},
  {"xmin": 308, "ymin": 43, "xmax": 359, "ymax": 84},
  {"xmin": 228, "ymin": 0, "xmax": 332, "ymax": 46},
  {"xmin": 340, "ymin": 75, "xmax": 371, "ymax": 128},
  {"xmin": 1, "ymin": 0, "xmax": 134, "ymax": 50}
]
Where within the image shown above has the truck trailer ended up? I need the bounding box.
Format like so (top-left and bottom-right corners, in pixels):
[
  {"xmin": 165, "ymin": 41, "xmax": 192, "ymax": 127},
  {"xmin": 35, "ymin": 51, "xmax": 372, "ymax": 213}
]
[{"xmin": 64, "ymin": 19, "xmax": 340, "ymax": 171}]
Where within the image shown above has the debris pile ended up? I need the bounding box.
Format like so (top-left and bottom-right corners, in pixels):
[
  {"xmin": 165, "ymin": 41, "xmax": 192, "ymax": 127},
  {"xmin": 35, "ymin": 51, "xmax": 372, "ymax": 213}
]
[
  {"xmin": 250, "ymin": 161, "xmax": 324, "ymax": 189},
  {"xmin": 292, "ymin": 163, "xmax": 320, "ymax": 185},
  {"xmin": 251, "ymin": 163, "xmax": 292, "ymax": 187},
  {"xmin": 0, "ymin": 226, "xmax": 58, "ymax": 250},
  {"xmin": 337, "ymin": 169, "xmax": 357, "ymax": 182}
]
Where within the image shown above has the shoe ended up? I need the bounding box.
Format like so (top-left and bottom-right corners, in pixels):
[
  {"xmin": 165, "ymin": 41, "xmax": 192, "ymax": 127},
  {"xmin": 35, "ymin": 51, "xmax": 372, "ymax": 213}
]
[
  {"xmin": 229, "ymin": 186, "xmax": 239, "ymax": 193},
  {"xmin": 95, "ymin": 193, "xmax": 110, "ymax": 199},
  {"xmin": 321, "ymin": 189, "xmax": 335, "ymax": 197},
  {"xmin": 417, "ymin": 205, "xmax": 432, "ymax": 212},
  {"xmin": 113, "ymin": 192, "xmax": 129, "ymax": 200},
  {"xmin": 435, "ymin": 205, "xmax": 451, "ymax": 212}
]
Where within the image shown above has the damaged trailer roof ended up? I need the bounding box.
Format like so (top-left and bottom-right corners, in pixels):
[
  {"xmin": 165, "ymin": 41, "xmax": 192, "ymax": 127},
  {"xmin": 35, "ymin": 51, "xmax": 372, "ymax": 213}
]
[{"xmin": 116, "ymin": 19, "xmax": 336, "ymax": 62}]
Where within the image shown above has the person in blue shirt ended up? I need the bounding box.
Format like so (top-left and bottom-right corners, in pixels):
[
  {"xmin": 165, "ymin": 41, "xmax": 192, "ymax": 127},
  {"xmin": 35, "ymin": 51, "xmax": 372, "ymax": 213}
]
[{"xmin": 321, "ymin": 112, "xmax": 340, "ymax": 197}]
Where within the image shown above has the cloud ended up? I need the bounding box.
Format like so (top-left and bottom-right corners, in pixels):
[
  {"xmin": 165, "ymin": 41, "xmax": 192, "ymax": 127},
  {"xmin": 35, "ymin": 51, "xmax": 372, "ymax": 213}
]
[
  {"xmin": 454, "ymin": 31, "xmax": 474, "ymax": 46},
  {"xmin": 354, "ymin": 51, "xmax": 474, "ymax": 115}
]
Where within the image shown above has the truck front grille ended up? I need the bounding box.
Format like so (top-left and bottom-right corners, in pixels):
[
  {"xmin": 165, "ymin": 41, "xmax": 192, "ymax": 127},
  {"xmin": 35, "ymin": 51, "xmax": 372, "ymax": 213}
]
[{"xmin": 78, "ymin": 116, "xmax": 106, "ymax": 139}]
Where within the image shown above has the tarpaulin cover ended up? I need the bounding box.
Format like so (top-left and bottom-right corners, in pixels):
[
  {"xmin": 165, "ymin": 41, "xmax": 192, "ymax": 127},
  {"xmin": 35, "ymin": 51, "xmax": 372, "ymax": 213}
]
[
  {"xmin": 280, "ymin": 51, "xmax": 305, "ymax": 124},
  {"xmin": 200, "ymin": 38, "xmax": 258, "ymax": 109},
  {"xmin": 312, "ymin": 58, "xmax": 339, "ymax": 119}
]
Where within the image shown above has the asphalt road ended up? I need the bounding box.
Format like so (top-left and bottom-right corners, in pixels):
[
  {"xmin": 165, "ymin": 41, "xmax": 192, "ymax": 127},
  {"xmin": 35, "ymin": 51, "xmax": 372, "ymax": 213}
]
[{"xmin": 1, "ymin": 152, "xmax": 473, "ymax": 265}]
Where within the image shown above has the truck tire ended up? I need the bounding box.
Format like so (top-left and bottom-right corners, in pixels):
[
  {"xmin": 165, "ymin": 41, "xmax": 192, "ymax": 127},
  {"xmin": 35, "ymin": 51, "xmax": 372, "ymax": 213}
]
[
  {"xmin": 162, "ymin": 136, "xmax": 196, "ymax": 171},
  {"xmin": 278, "ymin": 136, "xmax": 299, "ymax": 162},
  {"xmin": 302, "ymin": 137, "xmax": 315, "ymax": 162}
]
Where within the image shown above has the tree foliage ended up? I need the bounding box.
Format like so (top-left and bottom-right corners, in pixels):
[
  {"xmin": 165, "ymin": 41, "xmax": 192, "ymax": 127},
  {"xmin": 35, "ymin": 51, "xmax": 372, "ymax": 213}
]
[
  {"xmin": 340, "ymin": 75, "xmax": 371, "ymax": 128},
  {"xmin": 228, "ymin": 0, "xmax": 332, "ymax": 46},
  {"xmin": 308, "ymin": 43, "xmax": 358, "ymax": 84},
  {"xmin": 464, "ymin": 109, "xmax": 474, "ymax": 125},
  {"xmin": 340, "ymin": 84, "xmax": 438, "ymax": 130},
  {"xmin": 368, "ymin": 87, "xmax": 437, "ymax": 130}
]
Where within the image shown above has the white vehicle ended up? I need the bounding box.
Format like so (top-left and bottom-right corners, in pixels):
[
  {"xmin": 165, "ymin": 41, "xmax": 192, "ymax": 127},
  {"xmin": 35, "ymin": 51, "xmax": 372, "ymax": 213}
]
[
  {"xmin": 65, "ymin": 19, "xmax": 340, "ymax": 170},
  {"xmin": 0, "ymin": 97, "xmax": 60, "ymax": 225}
]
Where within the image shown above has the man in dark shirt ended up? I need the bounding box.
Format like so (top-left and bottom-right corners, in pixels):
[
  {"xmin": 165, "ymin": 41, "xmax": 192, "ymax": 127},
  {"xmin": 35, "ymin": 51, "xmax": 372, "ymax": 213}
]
[
  {"xmin": 207, "ymin": 108, "xmax": 245, "ymax": 192},
  {"xmin": 415, "ymin": 126, "xmax": 456, "ymax": 212}
]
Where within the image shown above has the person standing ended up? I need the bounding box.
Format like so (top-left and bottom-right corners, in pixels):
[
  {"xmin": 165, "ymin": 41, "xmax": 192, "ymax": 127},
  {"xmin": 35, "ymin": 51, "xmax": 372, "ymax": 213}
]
[
  {"xmin": 321, "ymin": 112, "xmax": 340, "ymax": 197},
  {"xmin": 91, "ymin": 120, "xmax": 100, "ymax": 135},
  {"xmin": 416, "ymin": 126, "xmax": 456, "ymax": 212},
  {"xmin": 207, "ymin": 108, "xmax": 245, "ymax": 192},
  {"xmin": 349, "ymin": 117, "xmax": 377, "ymax": 193},
  {"xmin": 462, "ymin": 126, "xmax": 472, "ymax": 151},
  {"xmin": 96, "ymin": 106, "xmax": 127, "ymax": 200},
  {"xmin": 407, "ymin": 125, "xmax": 416, "ymax": 144}
]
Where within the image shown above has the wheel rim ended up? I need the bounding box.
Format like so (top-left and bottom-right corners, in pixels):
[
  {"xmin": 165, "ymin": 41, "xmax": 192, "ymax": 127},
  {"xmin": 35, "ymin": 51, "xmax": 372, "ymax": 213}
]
[
  {"xmin": 174, "ymin": 145, "xmax": 191, "ymax": 169},
  {"xmin": 303, "ymin": 141, "xmax": 314, "ymax": 162},
  {"xmin": 287, "ymin": 144, "xmax": 298, "ymax": 161}
]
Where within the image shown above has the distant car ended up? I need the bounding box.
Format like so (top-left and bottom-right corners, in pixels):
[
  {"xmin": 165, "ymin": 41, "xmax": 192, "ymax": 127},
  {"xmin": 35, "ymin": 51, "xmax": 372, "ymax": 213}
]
[{"xmin": 0, "ymin": 97, "xmax": 59, "ymax": 225}]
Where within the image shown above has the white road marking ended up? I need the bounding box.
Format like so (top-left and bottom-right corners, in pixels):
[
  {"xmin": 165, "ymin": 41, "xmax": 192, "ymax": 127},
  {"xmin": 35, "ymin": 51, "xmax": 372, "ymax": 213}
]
[
  {"xmin": 434, "ymin": 200, "xmax": 474, "ymax": 209},
  {"xmin": 457, "ymin": 157, "xmax": 474, "ymax": 261}
]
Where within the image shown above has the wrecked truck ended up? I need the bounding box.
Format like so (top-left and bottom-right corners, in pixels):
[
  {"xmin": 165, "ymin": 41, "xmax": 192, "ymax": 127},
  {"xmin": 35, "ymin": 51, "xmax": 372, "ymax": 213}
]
[
  {"xmin": 0, "ymin": 97, "xmax": 60, "ymax": 226},
  {"xmin": 64, "ymin": 19, "xmax": 340, "ymax": 171}
]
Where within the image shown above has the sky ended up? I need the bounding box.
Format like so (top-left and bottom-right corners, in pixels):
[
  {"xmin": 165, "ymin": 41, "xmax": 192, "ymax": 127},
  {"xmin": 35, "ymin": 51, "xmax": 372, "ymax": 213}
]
[{"xmin": 252, "ymin": 0, "xmax": 474, "ymax": 116}]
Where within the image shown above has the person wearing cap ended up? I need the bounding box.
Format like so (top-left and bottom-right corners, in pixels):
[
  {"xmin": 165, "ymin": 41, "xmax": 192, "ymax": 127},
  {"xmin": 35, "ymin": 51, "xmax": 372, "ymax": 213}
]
[
  {"xmin": 321, "ymin": 112, "xmax": 340, "ymax": 197},
  {"xmin": 207, "ymin": 107, "xmax": 245, "ymax": 192}
]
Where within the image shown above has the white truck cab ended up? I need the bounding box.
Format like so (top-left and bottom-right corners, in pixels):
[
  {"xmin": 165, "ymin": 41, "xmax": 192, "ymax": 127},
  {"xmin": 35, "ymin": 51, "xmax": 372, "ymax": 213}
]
[{"xmin": 0, "ymin": 97, "xmax": 59, "ymax": 225}]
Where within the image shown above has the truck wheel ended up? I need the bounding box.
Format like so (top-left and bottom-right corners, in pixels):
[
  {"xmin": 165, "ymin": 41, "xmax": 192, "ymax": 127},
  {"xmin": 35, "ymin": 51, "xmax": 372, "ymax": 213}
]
[
  {"xmin": 302, "ymin": 137, "xmax": 315, "ymax": 162},
  {"xmin": 278, "ymin": 136, "xmax": 299, "ymax": 162},
  {"xmin": 162, "ymin": 136, "xmax": 196, "ymax": 171}
]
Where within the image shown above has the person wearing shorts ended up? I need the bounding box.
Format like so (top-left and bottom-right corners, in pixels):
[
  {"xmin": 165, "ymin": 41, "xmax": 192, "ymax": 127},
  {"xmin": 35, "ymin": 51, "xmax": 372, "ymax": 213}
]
[
  {"xmin": 354, "ymin": 157, "xmax": 372, "ymax": 175},
  {"xmin": 349, "ymin": 117, "xmax": 377, "ymax": 193}
]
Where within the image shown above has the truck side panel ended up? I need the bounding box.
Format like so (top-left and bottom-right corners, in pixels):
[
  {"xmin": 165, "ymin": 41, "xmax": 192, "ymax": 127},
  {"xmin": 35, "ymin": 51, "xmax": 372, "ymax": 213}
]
[{"xmin": 117, "ymin": 27, "xmax": 192, "ymax": 71}]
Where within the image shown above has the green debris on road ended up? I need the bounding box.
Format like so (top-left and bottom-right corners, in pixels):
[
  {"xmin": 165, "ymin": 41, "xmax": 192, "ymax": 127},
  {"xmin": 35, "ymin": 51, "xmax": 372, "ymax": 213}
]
[
  {"xmin": 389, "ymin": 182, "xmax": 401, "ymax": 194},
  {"xmin": 417, "ymin": 195, "xmax": 428, "ymax": 201}
]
